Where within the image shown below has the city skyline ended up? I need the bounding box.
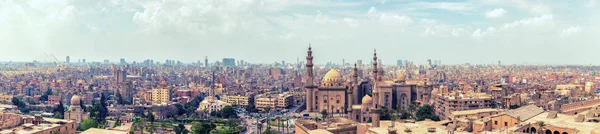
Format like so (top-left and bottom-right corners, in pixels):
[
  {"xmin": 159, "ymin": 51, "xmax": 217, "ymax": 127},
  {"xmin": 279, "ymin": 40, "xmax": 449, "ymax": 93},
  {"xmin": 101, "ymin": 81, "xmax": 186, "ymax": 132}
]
[{"xmin": 1, "ymin": 0, "xmax": 599, "ymax": 65}]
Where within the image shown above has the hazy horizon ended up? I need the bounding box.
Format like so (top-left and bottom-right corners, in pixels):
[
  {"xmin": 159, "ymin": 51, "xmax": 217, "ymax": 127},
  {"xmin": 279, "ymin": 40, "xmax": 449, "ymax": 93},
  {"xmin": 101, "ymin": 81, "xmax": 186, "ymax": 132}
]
[{"xmin": 1, "ymin": 0, "xmax": 599, "ymax": 65}]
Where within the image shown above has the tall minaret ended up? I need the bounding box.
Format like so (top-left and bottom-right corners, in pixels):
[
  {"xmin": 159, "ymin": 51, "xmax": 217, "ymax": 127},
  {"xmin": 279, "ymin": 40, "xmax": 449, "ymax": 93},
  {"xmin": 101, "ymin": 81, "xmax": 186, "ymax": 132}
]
[
  {"xmin": 305, "ymin": 44, "xmax": 315, "ymax": 112},
  {"xmin": 371, "ymin": 50, "xmax": 381, "ymax": 127},
  {"xmin": 351, "ymin": 63, "xmax": 359, "ymax": 105},
  {"xmin": 372, "ymin": 49, "xmax": 378, "ymax": 81}
]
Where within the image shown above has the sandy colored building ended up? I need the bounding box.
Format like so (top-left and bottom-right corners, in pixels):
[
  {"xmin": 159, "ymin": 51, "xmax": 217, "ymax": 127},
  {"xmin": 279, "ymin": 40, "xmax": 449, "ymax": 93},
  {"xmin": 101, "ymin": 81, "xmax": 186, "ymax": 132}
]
[
  {"xmin": 256, "ymin": 96, "xmax": 277, "ymax": 111},
  {"xmin": 0, "ymin": 95, "xmax": 12, "ymax": 103},
  {"xmin": 432, "ymin": 90, "xmax": 493, "ymax": 120},
  {"xmin": 222, "ymin": 95, "xmax": 249, "ymax": 106},
  {"xmin": 0, "ymin": 114, "xmax": 77, "ymax": 134},
  {"xmin": 151, "ymin": 88, "xmax": 170, "ymax": 105},
  {"xmin": 449, "ymin": 108, "xmax": 501, "ymax": 121}
]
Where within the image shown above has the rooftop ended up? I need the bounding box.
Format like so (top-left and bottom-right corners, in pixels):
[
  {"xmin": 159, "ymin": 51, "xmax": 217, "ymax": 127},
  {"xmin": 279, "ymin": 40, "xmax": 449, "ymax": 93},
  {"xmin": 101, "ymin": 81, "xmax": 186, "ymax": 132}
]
[{"xmin": 451, "ymin": 108, "xmax": 500, "ymax": 116}]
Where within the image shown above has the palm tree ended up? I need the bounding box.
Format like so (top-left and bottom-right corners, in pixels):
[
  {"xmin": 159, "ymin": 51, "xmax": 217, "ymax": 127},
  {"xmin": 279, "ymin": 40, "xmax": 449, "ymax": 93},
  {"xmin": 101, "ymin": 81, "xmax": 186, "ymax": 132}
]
[
  {"xmin": 330, "ymin": 105, "xmax": 334, "ymax": 118},
  {"xmin": 202, "ymin": 108, "xmax": 209, "ymax": 118},
  {"xmin": 536, "ymin": 121, "xmax": 546, "ymax": 134},
  {"xmin": 275, "ymin": 116, "xmax": 281, "ymax": 133},
  {"xmin": 340, "ymin": 106, "xmax": 345, "ymax": 117},
  {"xmin": 254, "ymin": 114, "xmax": 262, "ymax": 134}
]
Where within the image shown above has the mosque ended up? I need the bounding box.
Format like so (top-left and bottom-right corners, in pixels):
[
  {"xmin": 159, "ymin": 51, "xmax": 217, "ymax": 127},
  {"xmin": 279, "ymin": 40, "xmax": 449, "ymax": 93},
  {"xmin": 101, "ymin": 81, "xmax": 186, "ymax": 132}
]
[{"xmin": 303, "ymin": 45, "xmax": 433, "ymax": 123}]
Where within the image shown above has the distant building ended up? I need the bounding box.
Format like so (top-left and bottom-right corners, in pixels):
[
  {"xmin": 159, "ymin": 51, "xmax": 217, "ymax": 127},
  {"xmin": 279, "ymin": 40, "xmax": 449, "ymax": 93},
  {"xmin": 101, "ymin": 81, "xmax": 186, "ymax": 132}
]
[
  {"xmin": 221, "ymin": 95, "xmax": 249, "ymax": 106},
  {"xmin": 397, "ymin": 59, "xmax": 403, "ymax": 66},
  {"xmin": 432, "ymin": 90, "xmax": 493, "ymax": 120},
  {"xmin": 151, "ymin": 88, "xmax": 171, "ymax": 105},
  {"xmin": 204, "ymin": 56, "xmax": 209, "ymax": 67},
  {"xmin": 120, "ymin": 58, "xmax": 126, "ymax": 64},
  {"xmin": 222, "ymin": 58, "xmax": 235, "ymax": 67},
  {"xmin": 82, "ymin": 59, "xmax": 86, "ymax": 63},
  {"xmin": 66, "ymin": 56, "xmax": 70, "ymax": 63},
  {"xmin": 104, "ymin": 59, "xmax": 109, "ymax": 64}
]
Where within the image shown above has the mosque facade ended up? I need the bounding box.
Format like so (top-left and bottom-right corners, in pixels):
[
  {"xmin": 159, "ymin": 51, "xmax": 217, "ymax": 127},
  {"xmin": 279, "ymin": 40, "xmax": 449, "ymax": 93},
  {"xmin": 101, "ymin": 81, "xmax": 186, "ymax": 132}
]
[{"xmin": 304, "ymin": 46, "xmax": 433, "ymax": 123}]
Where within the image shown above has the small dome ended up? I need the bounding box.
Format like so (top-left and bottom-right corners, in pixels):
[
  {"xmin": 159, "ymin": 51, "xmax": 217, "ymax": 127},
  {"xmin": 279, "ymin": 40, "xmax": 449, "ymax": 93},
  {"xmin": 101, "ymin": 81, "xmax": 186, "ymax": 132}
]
[
  {"xmin": 71, "ymin": 95, "xmax": 81, "ymax": 105},
  {"xmin": 322, "ymin": 69, "xmax": 342, "ymax": 84},
  {"xmin": 362, "ymin": 94, "xmax": 373, "ymax": 104}
]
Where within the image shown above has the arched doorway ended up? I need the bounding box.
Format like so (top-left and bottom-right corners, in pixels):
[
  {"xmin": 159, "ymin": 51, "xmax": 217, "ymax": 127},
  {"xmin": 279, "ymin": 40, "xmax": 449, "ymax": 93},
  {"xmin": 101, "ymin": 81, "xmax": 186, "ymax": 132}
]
[
  {"xmin": 545, "ymin": 130, "xmax": 552, "ymax": 134},
  {"xmin": 399, "ymin": 93, "xmax": 407, "ymax": 110},
  {"xmin": 530, "ymin": 127, "xmax": 536, "ymax": 133},
  {"xmin": 562, "ymin": 132, "xmax": 568, "ymax": 134},
  {"xmin": 553, "ymin": 131, "xmax": 560, "ymax": 134}
]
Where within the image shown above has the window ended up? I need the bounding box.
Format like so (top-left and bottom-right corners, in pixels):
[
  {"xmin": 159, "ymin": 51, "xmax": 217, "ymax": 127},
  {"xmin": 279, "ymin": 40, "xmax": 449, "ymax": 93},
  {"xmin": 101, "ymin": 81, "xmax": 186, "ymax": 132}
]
[
  {"xmin": 504, "ymin": 122, "xmax": 507, "ymax": 126},
  {"xmin": 494, "ymin": 121, "xmax": 498, "ymax": 125}
]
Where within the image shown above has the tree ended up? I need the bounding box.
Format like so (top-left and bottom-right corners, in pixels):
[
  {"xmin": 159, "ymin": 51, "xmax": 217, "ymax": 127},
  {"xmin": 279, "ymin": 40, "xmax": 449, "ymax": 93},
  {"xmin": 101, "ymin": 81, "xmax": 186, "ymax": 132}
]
[
  {"xmin": 536, "ymin": 121, "xmax": 546, "ymax": 133},
  {"xmin": 146, "ymin": 111, "xmax": 156, "ymax": 134},
  {"xmin": 175, "ymin": 104, "xmax": 186, "ymax": 116},
  {"xmin": 264, "ymin": 107, "xmax": 272, "ymax": 134},
  {"xmin": 174, "ymin": 123, "xmax": 189, "ymax": 134},
  {"xmin": 191, "ymin": 122, "xmax": 216, "ymax": 134},
  {"xmin": 415, "ymin": 104, "xmax": 440, "ymax": 121},
  {"xmin": 53, "ymin": 101, "xmax": 65, "ymax": 119},
  {"xmin": 379, "ymin": 107, "xmax": 392, "ymax": 120},
  {"xmin": 113, "ymin": 119, "xmax": 122, "ymax": 128},
  {"xmin": 246, "ymin": 103, "xmax": 258, "ymax": 113},
  {"xmin": 509, "ymin": 105, "xmax": 521, "ymax": 109},
  {"xmin": 221, "ymin": 106, "xmax": 237, "ymax": 118},
  {"xmin": 93, "ymin": 94, "xmax": 109, "ymax": 122},
  {"xmin": 115, "ymin": 91, "xmax": 124, "ymax": 105},
  {"xmin": 321, "ymin": 109, "xmax": 328, "ymax": 120},
  {"xmin": 40, "ymin": 89, "xmax": 52, "ymax": 101},
  {"xmin": 12, "ymin": 97, "xmax": 29, "ymax": 113},
  {"xmin": 78, "ymin": 119, "xmax": 99, "ymax": 131}
]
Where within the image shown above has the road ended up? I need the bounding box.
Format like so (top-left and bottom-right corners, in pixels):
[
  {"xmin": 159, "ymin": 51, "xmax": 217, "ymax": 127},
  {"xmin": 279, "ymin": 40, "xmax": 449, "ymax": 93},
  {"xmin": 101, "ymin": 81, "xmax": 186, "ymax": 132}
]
[{"xmin": 240, "ymin": 104, "xmax": 303, "ymax": 134}]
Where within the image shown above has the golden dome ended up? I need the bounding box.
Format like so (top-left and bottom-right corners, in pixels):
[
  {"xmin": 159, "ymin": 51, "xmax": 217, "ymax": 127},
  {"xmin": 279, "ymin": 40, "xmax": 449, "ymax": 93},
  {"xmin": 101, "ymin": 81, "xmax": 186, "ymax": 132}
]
[
  {"xmin": 71, "ymin": 95, "xmax": 81, "ymax": 105},
  {"xmin": 362, "ymin": 94, "xmax": 373, "ymax": 104},
  {"xmin": 322, "ymin": 69, "xmax": 341, "ymax": 84}
]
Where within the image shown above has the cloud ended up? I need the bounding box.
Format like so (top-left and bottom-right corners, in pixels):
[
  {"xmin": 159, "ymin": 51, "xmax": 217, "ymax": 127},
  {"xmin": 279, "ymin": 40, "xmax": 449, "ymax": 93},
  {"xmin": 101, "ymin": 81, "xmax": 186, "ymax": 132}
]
[
  {"xmin": 409, "ymin": 2, "xmax": 474, "ymax": 12},
  {"xmin": 368, "ymin": 7, "xmax": 377, "ymax": 15},
  {"xmin": 503, "ymin": 14, "xmax": 553, "ymax": 28},
  {"xmin": 485, "ymin": 8, "xmax": 506, "ymax": 18},
  {"xmin": 586, "ymin": 0, "xmax": 596, "ymax": 8},
  {"xmin": 379, "ymin": 13, "xmax": 414, "ymax": 25},
  {"xmin": 560, "ymin": 26, "xmax": 582, "ymax": 38}
]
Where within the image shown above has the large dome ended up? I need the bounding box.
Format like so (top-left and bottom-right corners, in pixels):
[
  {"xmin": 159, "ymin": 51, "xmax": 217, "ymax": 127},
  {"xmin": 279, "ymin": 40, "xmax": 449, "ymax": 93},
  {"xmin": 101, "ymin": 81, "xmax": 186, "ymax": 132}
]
[
  {"xmin": 362, "ymin": 94, "xmax": 373, "ymax": 104},
  {"xmin": 71, "ymin": 95, "xmax": 81, "ymax": 105},
  {"xmin": 322, "ymin": 69, "xmax": 342, "ymax": 84}
]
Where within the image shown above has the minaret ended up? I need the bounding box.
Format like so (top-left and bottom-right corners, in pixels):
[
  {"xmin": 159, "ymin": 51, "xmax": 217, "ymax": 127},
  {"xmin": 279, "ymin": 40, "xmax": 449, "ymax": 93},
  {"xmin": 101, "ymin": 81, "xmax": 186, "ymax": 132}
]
[
  {"xmin": 305, "ymin": 44, "xmax": 315, "ymax": 112},
  {"xmin": 371, "ymin": 50, "xmax": 381, "ymax": 127},
  {"xmin": 372, "ymin": 49, "xmax": 378, "ymax": 81},
  {"xmin": 211, "ymin": 70, "xmax": 216, "ymax": 97},
  {"xmin": 352, "ymin": 63, "xmax": 359, "ymax": 105}
]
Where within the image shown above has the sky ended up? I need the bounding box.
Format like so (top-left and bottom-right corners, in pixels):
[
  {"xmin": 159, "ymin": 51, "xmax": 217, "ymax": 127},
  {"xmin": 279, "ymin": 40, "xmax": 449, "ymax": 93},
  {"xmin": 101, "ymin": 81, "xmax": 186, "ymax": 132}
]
[{"xmin": 0, "ymin": 0, "xmax": 599, "ymax": 65}]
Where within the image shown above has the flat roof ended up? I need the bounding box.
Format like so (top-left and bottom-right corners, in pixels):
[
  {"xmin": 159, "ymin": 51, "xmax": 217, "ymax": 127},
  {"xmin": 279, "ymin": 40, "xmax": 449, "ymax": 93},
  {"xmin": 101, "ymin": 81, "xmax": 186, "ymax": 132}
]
[
  {"xmin": 367, "ymin": 120, "xmax": 472, "ymax": 134},
  {"xmin": 81, "ymin": 128, "xmax": 128, "ymax": 134},
  {"xmin": 451, "ymin": 108, "xmax": 500, "ymax": 116},
  {"xmin": 524, "ymin": 112, "xmax": 600, "ymax": 134}
]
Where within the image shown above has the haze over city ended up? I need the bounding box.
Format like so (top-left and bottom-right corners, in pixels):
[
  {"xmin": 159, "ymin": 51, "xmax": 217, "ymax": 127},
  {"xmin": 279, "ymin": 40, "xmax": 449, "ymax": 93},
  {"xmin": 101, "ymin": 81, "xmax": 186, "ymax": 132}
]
[{"xmin": 1, "ymin": 0, "xmax": 599, "ymax": 65}]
